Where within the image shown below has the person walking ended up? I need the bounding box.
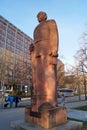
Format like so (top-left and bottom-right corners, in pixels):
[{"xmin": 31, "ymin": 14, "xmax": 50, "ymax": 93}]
[
  {"xmin": 8, "ymin": 95, "xmax": 14, "ymax": 108},
  {"xmin": 15, "ymin": 96, "xmax": 19, "ymax": 108}
]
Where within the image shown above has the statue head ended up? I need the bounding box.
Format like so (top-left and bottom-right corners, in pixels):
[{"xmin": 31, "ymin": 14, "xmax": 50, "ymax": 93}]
[{"xmin": 37, "ymin": 11, "xmax": 47, "ymax": 23}]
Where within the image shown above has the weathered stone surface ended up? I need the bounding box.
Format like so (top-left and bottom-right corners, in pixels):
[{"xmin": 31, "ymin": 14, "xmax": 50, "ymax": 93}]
[
  {"xmin": 26, "ymin": 11, "xmax": 67, "ymax": 129},
  {"xmin": 25, "ymin": 106, "xmax": 67, "ymax": 129},
  {"xmin": 30, "ymin": 11, "xmax": 59, "ymax": 112}
]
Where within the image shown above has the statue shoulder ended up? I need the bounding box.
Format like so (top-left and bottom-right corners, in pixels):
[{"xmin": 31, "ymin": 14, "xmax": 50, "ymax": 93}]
[
  {"xmin": 47, "ymin": 19, "xmax": 56, "ymax": 24},
  {"xmin": 47, "ymin": 19, "xmax": 57, "ymax": 28}
]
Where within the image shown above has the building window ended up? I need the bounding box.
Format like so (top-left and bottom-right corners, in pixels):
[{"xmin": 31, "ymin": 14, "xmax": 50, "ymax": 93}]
[
  {"xmin": 6, "ymin": 44, "xmax": 10, "ymax": 50},
  {"xmin": 1, "ymin": 35, "xmax": 5, "ymax": 42},
  {"xmin": 20, "ymin": 41, "xmax": 23, "ymax": 46},
  {"xmin": 2, "ymin": 30, "xmax": 6, "ymax": 35},
  {"xmin": 7, "ymin": 39, "xmax": 11, "ymax": 44},
  {"xmin": 7, "ymin": 33, "xmax": 11, "ymax": 39},
  {"xmin": 0, "ymin": 21, "xmax": 2, "ymax": 27},
  {"xmin": 0, "ymin": 41, "xmax": 5, "ymax": 47},
  {"xmin": 11, "ymin": 46, "xmax": 15, "ymax": 53},
  {"xmin": 11, "ymin": 41, "xmax": 15, "ymax": 47},
  {"xmin": 28, "ymin": 43, "xmax": 30, "ymax": 48},
  {"xmin": 17, "ymin": 33, "xmax": 21, "ymax": 40},
  {"xmin": 20, "ymin": 51, "xmax": 23, "ymax": 55},
  {"xmin": 8, "ymin": 28, "xmax": 11, "ymax": 33},
  {"xmin": 12, "ymin": 36, "xmax": 15, "ymax": 42},
  {"xmin": 20, "ymin": 46, "xmax": 23, "ymax": 51},
  {"xmin": 24, "ymin": 53, "xmax": 27, "ymax": 57},
  {"xmin": 12, "ymin": 31, "xmax": 15, "ymax": 36},
  {"xmin": 19, "ymin": 45, "xmax": 22, "ymax": 50},
  {"xmin": 15, "ymin": 49, "xmax": 19, "ymax": 54},
  {"xmin": 8, "ymin": 27, "xmax": 15, "ymax": 37},
  {"xmin": 24, "ymin": 48, "xmax": 27, "ymax": 53},
  {"xmin": 16, "ymin": 44, "xmax": 19, "ymax": 49},
  {"xmin": 2, "ymin": 24, "xmax": 7, "ymax": 30},
  {"xmin": 0, "ymin": 48, "xmax": 3, "ymax": 53}
]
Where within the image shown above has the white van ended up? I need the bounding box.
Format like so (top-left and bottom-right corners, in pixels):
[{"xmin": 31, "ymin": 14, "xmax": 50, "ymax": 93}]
[{"xmin": 58, "ymin": 88, "xmax": 74, "ymax": 97}]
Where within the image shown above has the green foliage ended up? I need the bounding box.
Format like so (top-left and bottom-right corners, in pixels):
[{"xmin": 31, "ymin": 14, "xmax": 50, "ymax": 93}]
[{"xmin": 74, "ymin": 105, "xmax": 87, "ymax": 111}]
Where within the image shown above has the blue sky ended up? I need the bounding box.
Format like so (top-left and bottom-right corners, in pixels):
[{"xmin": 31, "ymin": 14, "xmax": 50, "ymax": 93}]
[{"xmin": 0, "ymin": 0, "xmax": 87, "ymax": 66}]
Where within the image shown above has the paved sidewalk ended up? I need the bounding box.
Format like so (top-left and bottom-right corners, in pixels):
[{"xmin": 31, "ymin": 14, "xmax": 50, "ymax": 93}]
[
  {"xmin": 67, "ymin": 109, "xmax": 87, "ymax": 121},
  {"xmin": 65, "ymin": 100, "xmax": 87, "ymax": 109},
  {"xmin": 61, "ymin": 100, "xmax": 87, "ymax": 122}
]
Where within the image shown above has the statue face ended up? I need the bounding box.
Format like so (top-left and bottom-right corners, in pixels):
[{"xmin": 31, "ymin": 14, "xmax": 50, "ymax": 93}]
[
  {"xmin": 37, "ymin": 12, "xmax": 47, "ymax": 23},
  {"xmin": 38, "ymin": 15, "xmax": 44, "ymax": 22}
]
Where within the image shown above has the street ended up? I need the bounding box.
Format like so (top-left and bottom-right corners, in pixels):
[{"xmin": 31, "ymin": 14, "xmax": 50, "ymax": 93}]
[
  {"xmin": 0, "ymin": 95, "xmax": 86, "ymax": 108},
  {"xmin": 0, "ymin": 108, "xmax": 24, "ymax": 130},
  {"xmin": 58, "ymin": 95, "xmax": 85, "ymax": 103}
]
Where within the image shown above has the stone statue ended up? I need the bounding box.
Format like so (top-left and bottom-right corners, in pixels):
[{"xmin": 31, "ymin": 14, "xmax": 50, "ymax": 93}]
[
  {"xmin": 30, "ymin": 11, "xmax": 59, "ymax": 112},
  {"xmin": 25, "ymin": 12, "xmax": 67, "ymax": 129}
]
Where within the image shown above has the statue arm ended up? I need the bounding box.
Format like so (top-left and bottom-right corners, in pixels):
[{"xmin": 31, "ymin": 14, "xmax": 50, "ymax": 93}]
[
  {"xmin": 48, "ymin": 20, "xmax": 59, "ymax": 57},
  {"xmin": 29, "ymin": 43, "xmax": 34, "ymax": 53}
]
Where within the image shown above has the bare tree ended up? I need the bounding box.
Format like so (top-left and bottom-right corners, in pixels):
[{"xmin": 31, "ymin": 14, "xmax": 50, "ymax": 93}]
[
  {"xmin": 65, "ymin": 64, "xmax": 82, "ymax": 100},
  {"xmin": 74, "ymin": 25, "xmax": 87, "ymax": 100},
  {"xmin": 0, "ymin": 52, "xmax": 6, "ymax": 89},
  {"xmin": 57, "ymin": 59, "xmax": 65, "ymax": 88}
]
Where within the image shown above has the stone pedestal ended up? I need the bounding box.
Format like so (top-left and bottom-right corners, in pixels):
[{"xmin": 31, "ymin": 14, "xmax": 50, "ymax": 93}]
[{"xmin": 25, "ymin": 106, "xmax": 67, "ymax": 129}]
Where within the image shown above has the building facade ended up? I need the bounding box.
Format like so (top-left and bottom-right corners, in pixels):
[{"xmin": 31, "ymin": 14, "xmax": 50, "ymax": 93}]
[{"xmin": 0, "ymin": 16, "xmax": 33, "ymax": 91}]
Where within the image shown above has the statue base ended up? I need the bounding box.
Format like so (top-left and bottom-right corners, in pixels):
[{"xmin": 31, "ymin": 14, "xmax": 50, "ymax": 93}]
[{"xmin": 25, "ymin": 106, "xmax": 67, "ymax": 129}]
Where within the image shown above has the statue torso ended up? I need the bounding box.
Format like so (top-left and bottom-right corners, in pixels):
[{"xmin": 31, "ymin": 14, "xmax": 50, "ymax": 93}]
[
  {"xmin": 34, "ymin": 21, "xmax": 50, "ymax": 43},
  {"xmin": 33, "ymin": 19, "xmax": 58, "ymax": 58}
]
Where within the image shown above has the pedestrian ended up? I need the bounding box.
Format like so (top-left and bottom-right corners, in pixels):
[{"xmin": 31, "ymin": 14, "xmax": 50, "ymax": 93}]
[
  {"xmin": 8, "ymin": 95, "xmax": 14, "ymax": 108},
  {"xmin": 61, "ymin": 94, "xmax": 66, "ymax": 107},
  {"xmin": 15, "ymin": 96, "xmax": 19, "ymax": 108}
]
